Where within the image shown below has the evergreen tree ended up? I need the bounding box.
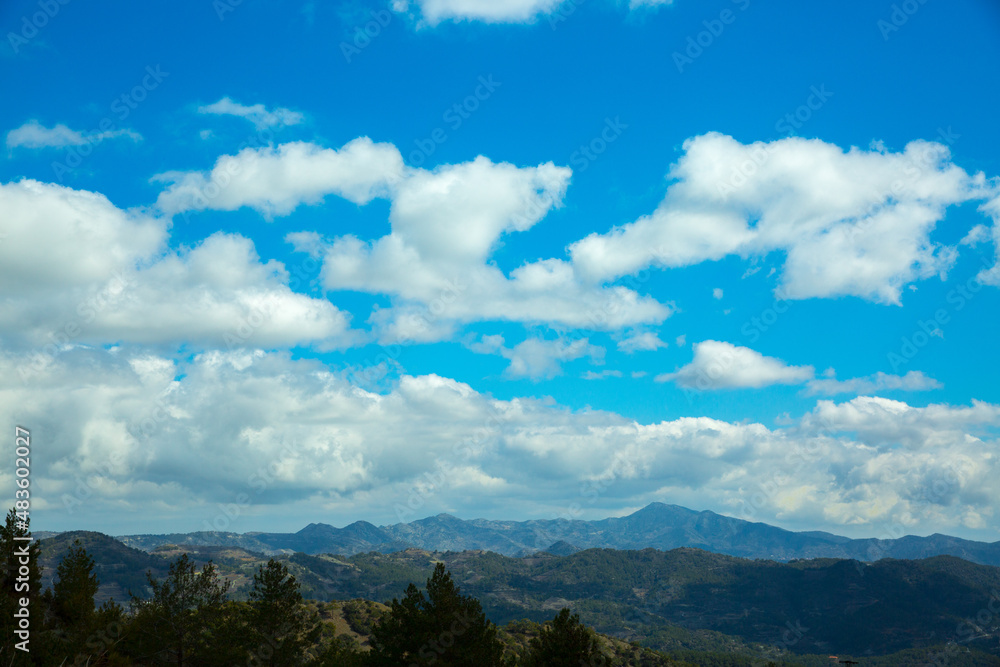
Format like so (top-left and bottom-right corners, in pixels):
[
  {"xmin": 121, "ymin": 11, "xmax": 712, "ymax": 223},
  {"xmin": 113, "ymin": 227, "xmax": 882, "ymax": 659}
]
[
  {"xmin": 0, "ymin": 506, "xmax": 42, "ymax": 661},
  {"xmin": 521, "ymin": 607, "xmax": 604, "ymax": 667},
  {"xmin": 314, "ymin": 633, "xmax": 365, "ymax": 667},
  {"xmin": 125, "ymin": 553, "xmax": 230, "ymax": 666},
  {"xmin": 52, "ymin": 539, "xmax": 99, "ymax": 627},
  {"xmin": 245, "ymin": 558, "xmax": 321, "ymax": 666},
  {"xmin": 367, "ymin": 562, "xmax": 505, "ymax": 666},
  {"xmin": 41, "ymin": 539, "xmax": 103, "ymax": 664}
]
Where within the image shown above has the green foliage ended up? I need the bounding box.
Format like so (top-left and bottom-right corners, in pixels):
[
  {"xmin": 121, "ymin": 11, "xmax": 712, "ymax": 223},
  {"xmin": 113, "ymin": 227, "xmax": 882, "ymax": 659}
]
[
  {"xmin": 521, "ymin": 607, "xmax": 605, "ymax": 667},
  {"xmin": 341, "ymin": 598, "xmax": 383, "ymax": 636},
  {"xmin": 31, "ymin": 531, "xmax": 1000, "ymax": 667},
  {"xmin": 52, "ymin": 538, "xmax": 99, "ymax": 627},
  {"xmin": 367, "ymin": 562, "xmax": 506, "ymax": 666},
  {"xmin": 246, "ymin": 558, "xmax": 322, "ymax": 666},
  {"xmin": 0, "ymin": 506, "xmax": 42, "ymax": 662},
  {"xmin": 125, "ymin": 553, "xmax": 231, "ymax": 665},
  {"xmin": 314, "ymin": 633, "xmax": 366, "ymax": 667}
]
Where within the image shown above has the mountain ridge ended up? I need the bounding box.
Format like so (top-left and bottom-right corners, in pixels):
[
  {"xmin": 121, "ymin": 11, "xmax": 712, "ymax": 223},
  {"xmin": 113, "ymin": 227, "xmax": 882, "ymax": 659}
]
[
  {"xmin": 109, "ymin": 501, "xmax": 1000, "ymax": 566},
  {"xmin": 38, "ymin": 531, "xmax": 1000, "ymax": 660}
]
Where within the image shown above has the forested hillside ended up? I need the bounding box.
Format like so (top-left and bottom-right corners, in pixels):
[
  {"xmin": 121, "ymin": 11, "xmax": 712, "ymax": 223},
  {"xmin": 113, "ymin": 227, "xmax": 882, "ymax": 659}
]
[{"xmin": 37, "ymin": 530, "xmax": 1000, "ymax": 661}]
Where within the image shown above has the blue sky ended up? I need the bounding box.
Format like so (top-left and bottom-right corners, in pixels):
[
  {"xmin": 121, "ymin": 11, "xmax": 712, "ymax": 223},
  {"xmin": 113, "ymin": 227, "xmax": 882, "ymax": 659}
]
[{"xmin": 2, "ymin": 0, "xmax": 1000, "ymax": 540}]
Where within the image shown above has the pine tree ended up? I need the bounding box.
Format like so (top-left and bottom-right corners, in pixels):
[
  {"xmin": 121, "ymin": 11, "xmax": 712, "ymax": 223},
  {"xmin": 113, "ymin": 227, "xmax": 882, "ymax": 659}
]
[
  {"xmin": 40, "ymin": 539, "xmax": 104, "ymax": 664},
  {"xmin": 521, "ymin": 607, "xmax": 604, "ymax": 667},
  {"xmin": 52, "ymin": 539, "xmax": 99, "ymax": 627},
  {"xmin": 367, "ymin": 562, "xmax": 505, "ymax": 666},
  {"xmin": 245, "ymin": 558, "xmax": 321, "ymax": 667},
  {"xmin": 125, "ymin": 553, "xmax": 230, "ymax": 666},
  {"xmin": 0, "ymin": 506, "xmax": 42, "ymax": 660}
]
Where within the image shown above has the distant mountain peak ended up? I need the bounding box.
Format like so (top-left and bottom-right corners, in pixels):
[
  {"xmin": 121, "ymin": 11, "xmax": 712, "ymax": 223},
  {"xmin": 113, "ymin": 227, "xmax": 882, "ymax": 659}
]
[{"xmin": 110, "ymin": 504, "xmax": 1000, "ymax": 567}]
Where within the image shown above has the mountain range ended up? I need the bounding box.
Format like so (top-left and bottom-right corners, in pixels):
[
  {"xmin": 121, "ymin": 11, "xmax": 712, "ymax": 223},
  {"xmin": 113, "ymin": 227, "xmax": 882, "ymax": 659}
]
[
  {"xmin": 110, "ymin": 502, "xmax": 1000, "ymax": 566},
  {"xmin": 37, "ymin": 530, "xmax": 1000, "ymax": 661}
]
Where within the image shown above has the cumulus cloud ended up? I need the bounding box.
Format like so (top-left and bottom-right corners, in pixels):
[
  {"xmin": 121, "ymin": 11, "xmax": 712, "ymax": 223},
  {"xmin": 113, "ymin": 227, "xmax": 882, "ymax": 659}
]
[
  {"xmin": 801, "ymin": 395, "xmax": 1000, "ymax": 450},
  {"xmin": 656, "ymin": 340, "xmax": 813, "ymax": 389},
  {"xmin": 469, "ymin": 335, "xmax": 603, "ymax": 379},
  {"xmin": 806, "ymin": 370, "xmax": 942, "ymax": 396},
  {"xmin": 318, "ymin": 154, "xmax": 670, "ymax": 335},
  {"xmin": 394, "ymin": 0, "xmax": 565, "ymax": 25},
  {"xmin": 617, "ymin": 331, "xmax": 668, "ymax": 354},
  {"xmin": 394, "ymin": 0, "xmax": 673, "ymax": 24},
  {"xmin": 974, "ymin": 195, "xmax": 1000, "ymax": 286},
  {"xmin": 6, "ymin": 119, "xmax": 141, "ymax": 150},
  {"xmin": 0, "ymin": 180, "xmax": 354, "ymax": 351},
  {"xmin": 156, "ymin": 137, "xmax": 669, "ymax": 334},
  {"xmin": 583, "ymin": 369, "xmax": 622, "ymax": 380},
  {"xmin": 154, "ymin": 138, "xmax": 405, "ymax": 217},
  {"xmin": 7, "ymin": 348, "xmax": 999, "ymax": 537},
  {"xmin": 570, "ymin": 133, "xmax": 992, "ymax": 304},
  {"xmin": 198, "ymin": 97, "xmax": 304, "ymax": 129}
]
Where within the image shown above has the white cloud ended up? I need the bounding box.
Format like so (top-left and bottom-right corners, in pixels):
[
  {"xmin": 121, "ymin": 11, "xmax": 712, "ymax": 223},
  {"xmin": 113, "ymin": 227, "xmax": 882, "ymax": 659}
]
[
  {"xmin": 150, "ymin": 136, "xmax": 676, "ymax": 336},
  {"xmin": 6, "ymin": 119, "xmax": 141, "ymax": 150},
  {"xmin": 570, "ymin": 133, "xmax": 992, "ymax": 304},
  {"xmin": 154, "ymin": 138, "xmax": 405, "ymax": 217},
  {"xmin": 395, "ymin": 0, "xmax": 673, "ymax": 24},
  {"xmin": 712, "ymin": 287, "xmax": 723, "ymax": 299},
  {"xmin": 583, "ymin": 369, "xmax": 622, "ymax": 380},
  {"xmin": 9, "ymin": 349, "xmax": 998, "ymax": 538},
  {"xmin": 801, "ymin": 395, "xmax": 1000, "ymax": 449},
  {"xmin": 349, "ymin": 161, "xmax": 664, "ymax": 332},
  {"xmin": 0, "ymin": 180, "xmax": 165, "ymax": 291},
  {"xmin": 806, "ymin": 370, "xmax": 943, "ymax": 396},
  {"xmin": 469, "ymin": 335, "xmax": 604, "ymax": 380},
  {"xmin": 198, "ymin": 97, "xmax": 304, "ymax": 129},
  {"xmin": 975, "ymin": 195, "xmax": 1000, "ymax": 286},
  {"xmin": 657, "ymin": 340, "xmax": 814, "ymax": 389},
  {"xmin": 280, "ymin": 144, "xmax": 670, "ymax": 335},
  {"xmin": 617, "ymin": 331, "xmax": 668, "ymax": 354},
  {"xmin": 397, "ymin": 0, "xmax": 565, "ymax": 25},
  {"xmin": 0, "ymin": 180, "xmax": 354, "ymax": 351}
]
